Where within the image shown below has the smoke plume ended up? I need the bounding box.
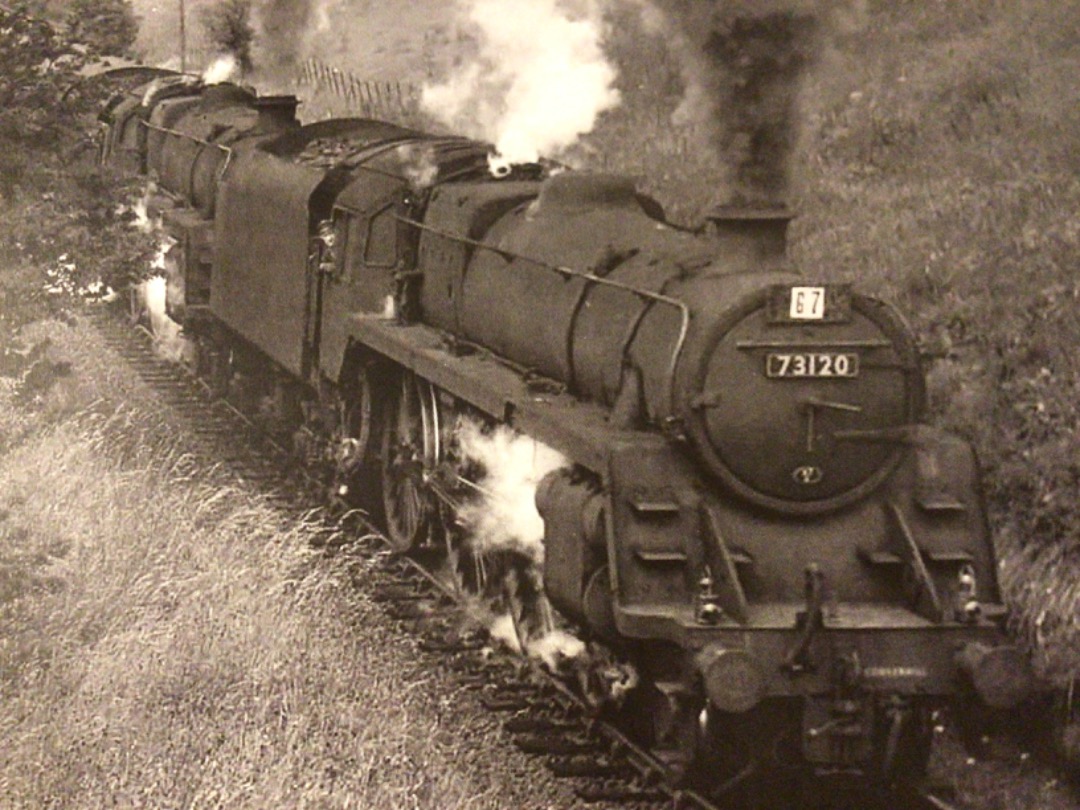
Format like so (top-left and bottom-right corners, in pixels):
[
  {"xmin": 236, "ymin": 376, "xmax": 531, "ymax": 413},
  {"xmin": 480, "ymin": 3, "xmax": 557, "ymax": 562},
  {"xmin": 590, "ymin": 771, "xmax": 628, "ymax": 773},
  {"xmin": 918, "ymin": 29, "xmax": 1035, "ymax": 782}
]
[
  {"xmin": 421, "ymin": 0, "xmax": 620, "ymax": 173},
  {"xmin": 251, "ymin": 0, "xmax": 317, "ymax": 77},
  {"xmin": 202, "ymin": 54, "xmax": 240, "ymax": 85},
  {"xmin": 629, "ymin": 0, "xmax": 844, "ymax": 206}
]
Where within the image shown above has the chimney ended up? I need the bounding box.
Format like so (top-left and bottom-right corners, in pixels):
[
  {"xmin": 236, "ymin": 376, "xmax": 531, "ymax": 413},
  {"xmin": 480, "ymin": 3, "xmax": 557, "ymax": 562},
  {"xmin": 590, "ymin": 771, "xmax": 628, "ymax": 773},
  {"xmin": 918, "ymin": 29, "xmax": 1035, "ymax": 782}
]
[
  {"xmin": 703, "ymin": 206, "xmax": 793, "ymax": 265},
  {"xmin": 254, "ymin": 95, "xmax": 300, "ymax": 132}
]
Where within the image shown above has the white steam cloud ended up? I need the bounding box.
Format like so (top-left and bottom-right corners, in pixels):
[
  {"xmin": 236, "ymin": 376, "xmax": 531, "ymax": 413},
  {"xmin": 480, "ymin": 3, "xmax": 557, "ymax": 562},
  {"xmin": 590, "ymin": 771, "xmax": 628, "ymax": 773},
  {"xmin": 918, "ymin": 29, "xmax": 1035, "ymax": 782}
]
[
  {"xmin": 454, "ymin": 418, "xmax": 588, "ymax": 672},
  {"xmin": 125, "ymin": 193, "xmax": 195, "ymax": 365},
  {"xmin": 202, "ymin": 54, "xmax": 240, "ymax": 85},
  {"xmin": 395, "ymin": 142, "xmax": 441, "ymax": 190},
  {"xmin": 455, "ymin": 417, "xmax": 566, "ymax": 563},
  {"xmin": 422, "ymin": 0, "xmax": 620, "ymax": 172},
  {"xmin": 134, "ymin": 239, "xmax": 193, "ymax": 364}
]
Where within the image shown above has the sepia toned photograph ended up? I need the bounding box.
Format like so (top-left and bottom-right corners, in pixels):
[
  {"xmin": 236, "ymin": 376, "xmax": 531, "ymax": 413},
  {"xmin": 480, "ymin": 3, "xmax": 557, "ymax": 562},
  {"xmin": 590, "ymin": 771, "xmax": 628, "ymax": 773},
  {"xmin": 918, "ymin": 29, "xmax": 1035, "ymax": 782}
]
[{"xmin": 0, "ymin": 1, "xmax": 1077, "ymax": 807}]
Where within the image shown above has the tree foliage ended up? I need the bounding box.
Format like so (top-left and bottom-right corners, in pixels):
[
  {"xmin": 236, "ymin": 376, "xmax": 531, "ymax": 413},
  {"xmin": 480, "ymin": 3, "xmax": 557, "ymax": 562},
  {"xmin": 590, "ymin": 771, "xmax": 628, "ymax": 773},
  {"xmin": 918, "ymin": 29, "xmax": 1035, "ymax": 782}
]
[
  {"xmin": 0, "ymin": 3, "xmax": 155, "ymax": 330},
  {"xmin": 0, "ymin": 3, "xmax": 90, "ymax": 196},
  {"xmin": 63, "ymin": 0, "xmax": 139, "ymax": 58}
]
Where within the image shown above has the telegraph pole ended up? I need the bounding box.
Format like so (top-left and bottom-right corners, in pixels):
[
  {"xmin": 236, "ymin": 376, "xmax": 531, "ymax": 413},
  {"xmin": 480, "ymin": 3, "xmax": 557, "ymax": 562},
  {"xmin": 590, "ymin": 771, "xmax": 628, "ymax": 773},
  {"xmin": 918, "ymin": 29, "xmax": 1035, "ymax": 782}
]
[{"xmin": 179, "ymin": 0, "xmax": 187, "ymax": 73}]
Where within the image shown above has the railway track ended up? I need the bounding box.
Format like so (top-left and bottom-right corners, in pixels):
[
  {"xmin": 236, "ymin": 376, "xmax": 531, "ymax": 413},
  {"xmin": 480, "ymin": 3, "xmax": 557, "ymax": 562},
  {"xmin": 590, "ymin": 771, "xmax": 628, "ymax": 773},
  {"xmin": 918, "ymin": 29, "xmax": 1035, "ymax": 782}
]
[{"xmin": 84, "ymin": 303, "xmax": 968, "ymax": 810}]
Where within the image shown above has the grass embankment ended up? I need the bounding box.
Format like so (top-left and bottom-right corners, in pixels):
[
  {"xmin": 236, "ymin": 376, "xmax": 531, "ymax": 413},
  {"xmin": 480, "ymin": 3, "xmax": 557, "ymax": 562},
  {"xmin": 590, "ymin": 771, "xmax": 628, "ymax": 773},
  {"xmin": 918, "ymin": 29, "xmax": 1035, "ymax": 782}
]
[{"xmin": 0, "ymin": 321, "xmax": 562, "ymax": 809}]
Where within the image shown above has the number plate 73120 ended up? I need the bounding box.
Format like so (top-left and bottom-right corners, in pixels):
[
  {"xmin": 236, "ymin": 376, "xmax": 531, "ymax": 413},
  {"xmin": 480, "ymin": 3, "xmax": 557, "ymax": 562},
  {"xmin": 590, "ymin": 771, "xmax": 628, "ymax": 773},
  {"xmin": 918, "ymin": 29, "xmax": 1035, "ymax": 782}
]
[{"xmin": 766, "ymin": 352, "xmax": 859, "ymax": 378}]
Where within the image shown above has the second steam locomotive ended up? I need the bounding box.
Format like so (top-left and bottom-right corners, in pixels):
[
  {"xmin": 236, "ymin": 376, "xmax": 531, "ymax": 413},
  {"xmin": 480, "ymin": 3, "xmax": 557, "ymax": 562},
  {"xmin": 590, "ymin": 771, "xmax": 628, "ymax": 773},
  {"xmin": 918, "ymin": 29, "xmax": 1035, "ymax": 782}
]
[{"xmin": 99, "ymin": 74, "xmax": 1033, "ymax": 800}]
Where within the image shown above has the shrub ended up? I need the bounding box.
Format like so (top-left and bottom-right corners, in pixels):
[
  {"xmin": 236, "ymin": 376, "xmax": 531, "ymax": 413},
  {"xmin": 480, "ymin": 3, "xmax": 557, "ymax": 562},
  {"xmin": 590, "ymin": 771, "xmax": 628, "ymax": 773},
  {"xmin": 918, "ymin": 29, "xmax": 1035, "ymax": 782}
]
[
  {"xmin": 0, "ymin": 3, "xmax": 86, "ymax": 179},
  {"xmin": 0, "ymin": 4, "xmax": 155, "ymax": 330},
  {"xmin": 62, "ymin": 0, "xmax": 139, "ymax": 58}
]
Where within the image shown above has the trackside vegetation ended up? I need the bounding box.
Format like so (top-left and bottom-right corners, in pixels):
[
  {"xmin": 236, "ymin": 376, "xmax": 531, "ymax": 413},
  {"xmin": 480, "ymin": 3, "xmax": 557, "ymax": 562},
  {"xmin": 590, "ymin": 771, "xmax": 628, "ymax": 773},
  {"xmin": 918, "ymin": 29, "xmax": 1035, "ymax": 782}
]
[{"xmin": 0, "ymin": 327, "xmax": 590, "ymax": 809}]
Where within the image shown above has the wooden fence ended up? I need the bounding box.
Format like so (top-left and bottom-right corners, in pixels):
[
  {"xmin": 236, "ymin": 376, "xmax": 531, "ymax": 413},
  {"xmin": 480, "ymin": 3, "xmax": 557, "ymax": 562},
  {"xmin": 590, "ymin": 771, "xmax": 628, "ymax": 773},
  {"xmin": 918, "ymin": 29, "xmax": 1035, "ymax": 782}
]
[{"xmin": 296, "ymin": 58, "xmax": 423, "ymax": 121}]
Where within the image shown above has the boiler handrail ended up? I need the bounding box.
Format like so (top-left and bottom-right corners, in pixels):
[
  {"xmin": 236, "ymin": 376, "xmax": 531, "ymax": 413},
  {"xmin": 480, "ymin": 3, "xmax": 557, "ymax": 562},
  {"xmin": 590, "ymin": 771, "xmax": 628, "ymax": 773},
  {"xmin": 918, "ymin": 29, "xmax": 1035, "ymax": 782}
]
[{"xmin": 396, "ymin": 214, "xmax": 692, "ymax": 418}]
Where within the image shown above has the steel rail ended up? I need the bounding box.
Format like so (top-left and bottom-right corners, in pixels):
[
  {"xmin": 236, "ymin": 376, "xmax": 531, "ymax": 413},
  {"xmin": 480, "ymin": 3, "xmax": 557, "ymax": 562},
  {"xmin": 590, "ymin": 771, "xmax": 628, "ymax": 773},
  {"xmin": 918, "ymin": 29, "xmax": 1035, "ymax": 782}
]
[{"xmin": 388, "ymin": 549, "xmax": 727, "ymax": 810}]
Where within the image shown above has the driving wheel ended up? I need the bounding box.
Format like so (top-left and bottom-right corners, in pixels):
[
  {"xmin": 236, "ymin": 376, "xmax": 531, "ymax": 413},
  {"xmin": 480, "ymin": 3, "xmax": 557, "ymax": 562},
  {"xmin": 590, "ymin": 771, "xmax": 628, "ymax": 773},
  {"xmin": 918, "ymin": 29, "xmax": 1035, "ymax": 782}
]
[{"xmin": 381, "ymin": 372, "xmax": 443, "ymax": 552}]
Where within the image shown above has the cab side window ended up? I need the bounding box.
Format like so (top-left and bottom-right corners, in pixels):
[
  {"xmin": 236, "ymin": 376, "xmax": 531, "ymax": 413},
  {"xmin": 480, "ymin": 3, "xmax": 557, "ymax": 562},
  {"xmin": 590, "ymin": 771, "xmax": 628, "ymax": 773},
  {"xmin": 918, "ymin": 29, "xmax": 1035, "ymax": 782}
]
[
  {"xmin": 342, "ymin": 214, "xmax": 365, "ymax": 279},
  {"xmin": 363, "ymin": 202, "xmax": 398, "ymax": 268}
]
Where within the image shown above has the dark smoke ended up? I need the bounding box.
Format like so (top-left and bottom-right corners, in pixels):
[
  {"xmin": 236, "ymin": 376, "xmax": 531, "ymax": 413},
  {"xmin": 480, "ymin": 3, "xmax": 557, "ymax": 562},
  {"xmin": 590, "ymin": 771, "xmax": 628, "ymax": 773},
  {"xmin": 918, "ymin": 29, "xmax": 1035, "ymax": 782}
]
[
  {"xmin": 700, "ymin": 10, "xmax": 818, "ymax": 205},
  {"xmin": 199, "ymin": 0, "xmax": 256, "ymax": 74},
  {"xmin": 639, "ymin": 0, "xmax": 826, "ymax": 207},
  {"xmin": 254, "ymin": 0, "xmax": 316, "ymax": 76}
]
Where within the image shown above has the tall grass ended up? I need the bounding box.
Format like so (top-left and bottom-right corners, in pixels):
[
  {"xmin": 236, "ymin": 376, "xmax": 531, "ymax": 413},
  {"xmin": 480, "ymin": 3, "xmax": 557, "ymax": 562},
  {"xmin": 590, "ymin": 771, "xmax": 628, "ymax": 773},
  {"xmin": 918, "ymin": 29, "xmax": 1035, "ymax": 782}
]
[{"xmin": 0, "ymin": 320, "xmax": 564, "ymax": 809}]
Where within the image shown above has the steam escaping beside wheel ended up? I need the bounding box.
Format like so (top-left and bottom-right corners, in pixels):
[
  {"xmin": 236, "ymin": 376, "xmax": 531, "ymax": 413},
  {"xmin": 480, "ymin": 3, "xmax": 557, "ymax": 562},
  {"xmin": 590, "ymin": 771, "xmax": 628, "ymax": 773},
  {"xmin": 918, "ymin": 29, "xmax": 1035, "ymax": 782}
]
[
  {"xmin": 452, "ymin": 418, "xmax": 638, "ymax": 707},
  {"xmin": 130, "ymin": 236, "xmax": 196, "ymax": 364},
  {"xmin": 455, "ymin": 417, "xmax": 566, "ymax": 563}
]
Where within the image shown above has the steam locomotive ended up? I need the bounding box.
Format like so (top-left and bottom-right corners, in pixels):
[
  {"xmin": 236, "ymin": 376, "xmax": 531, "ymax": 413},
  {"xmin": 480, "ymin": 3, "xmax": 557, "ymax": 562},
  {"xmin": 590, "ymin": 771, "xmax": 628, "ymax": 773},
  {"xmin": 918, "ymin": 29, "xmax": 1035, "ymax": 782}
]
[{"xmin": 99, "ymin": 75, "xmax": 1033, "ymax": 800}]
